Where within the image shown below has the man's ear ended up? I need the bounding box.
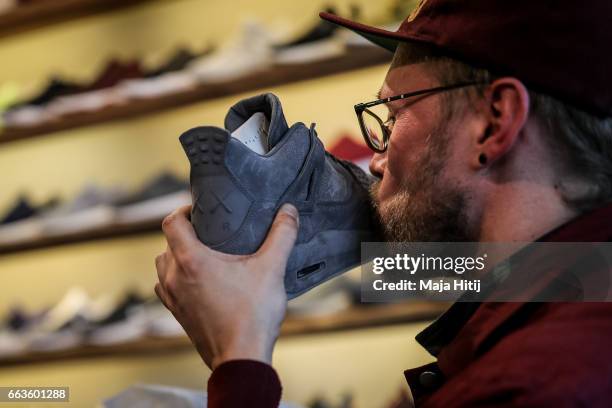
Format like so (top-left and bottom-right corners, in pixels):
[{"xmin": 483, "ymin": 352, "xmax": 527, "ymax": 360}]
[{"xmin": 472, "ymin": 78, "xmax": 530, "ymax": 169}]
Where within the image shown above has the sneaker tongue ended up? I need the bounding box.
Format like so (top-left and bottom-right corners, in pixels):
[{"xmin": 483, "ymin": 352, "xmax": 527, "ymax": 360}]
[
  {"xmin": 231, "ymin": 112, "xmax": 270, "ymax": 154},
  {"xmin": 224, "ymin": 93, "xmax": 289, "ymax": 151}
]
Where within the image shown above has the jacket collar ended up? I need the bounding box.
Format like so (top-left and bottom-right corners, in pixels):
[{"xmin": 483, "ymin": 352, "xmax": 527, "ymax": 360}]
[{"xmin": 414, "ymin": 203, "xmax": 612, "ymax": 376}]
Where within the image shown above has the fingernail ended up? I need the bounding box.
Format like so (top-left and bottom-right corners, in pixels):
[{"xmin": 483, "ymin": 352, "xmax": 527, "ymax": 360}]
[{"xmin": 280, "ymin": 203, "xmax": 299, "ymax": 222}]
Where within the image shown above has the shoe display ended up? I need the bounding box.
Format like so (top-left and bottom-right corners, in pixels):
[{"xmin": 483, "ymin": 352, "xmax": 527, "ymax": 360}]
[
  {"xmin": 27, "ymin": 288, "xmax": 92, "ymax": 352},
  {"xmin": 87, "ymin": 60, "xmax": 143, "ymax": 92},
  {"xmin": 144, "ymin": 48, "xmax": 199, "ymax": 78},
  {"xmin": 87, "ymin": 293, "xmax": 148, "ymax": 346},
  {"xmin": 47, "ymin": 60, "xmax": 143, "ymax": 116},
  {"xmin": 41, "ymin": 184, "xmax": 126, "ymax": 236},
  {"xmin": 0, "ymin": 196, "xmax": 57, "ymax": 244},
  {"xmin": 179, "ymin": 93, "xmax": 380, "ymax": 299},
  {"xmin": 14, "ymin": 77, "xmax": 82, "ymax": 108},
  {"xmin": 118, "ymin": 70, "xmax": 198, "ymax": 100},
  {"xmin": 121, "ymin": 47, "xmax": 214, "ymax": 99},
  {"xmin": 115, "ymin": 172, "xmax": 190, "ymax": 224},
  {"xmin": 274, "ymin": 8, "xmax": 346, "ymax": 65},
  {"xmin": 2, "ymin": 78, "xmax": 82, "ymax": 127},
  {"xmin": 0, "ymin": 307, "xmax": 33, "ymax": 358},
  {"xmin": 187, "ymin": 21, "xmax": 275, "ymax": 83},
  {"xmin": 0, "ymin": 196, "xmax": 37, "ymax": 224}
]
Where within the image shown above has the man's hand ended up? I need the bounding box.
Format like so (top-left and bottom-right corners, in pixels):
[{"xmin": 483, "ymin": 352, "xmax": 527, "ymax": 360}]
[{"xmin": 154, "ymin": 204, "xmax": 299, "ymax": 370}]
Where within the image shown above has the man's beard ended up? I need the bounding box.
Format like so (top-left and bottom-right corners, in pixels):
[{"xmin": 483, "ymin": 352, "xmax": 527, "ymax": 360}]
[{"xmin": 369, "ymin": 130, "xmax": 475, "ymax": 242}]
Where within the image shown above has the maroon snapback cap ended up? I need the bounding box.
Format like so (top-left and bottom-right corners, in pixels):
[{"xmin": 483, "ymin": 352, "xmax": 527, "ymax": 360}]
[{"xmin": 321, "ymin": 0, "xmax": 612, "ymax": 117}]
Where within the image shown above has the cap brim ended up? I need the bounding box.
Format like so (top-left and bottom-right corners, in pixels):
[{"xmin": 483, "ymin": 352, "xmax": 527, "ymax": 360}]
[{"xmin": 320, "ymin": 12, "xmax": 408, "ymax": 52}]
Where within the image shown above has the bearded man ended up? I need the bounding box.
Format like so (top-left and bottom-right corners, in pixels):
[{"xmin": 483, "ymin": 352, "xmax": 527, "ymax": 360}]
[{"xmin": 155, "ymin": 1, "xmax": 612, "ymax": 406}]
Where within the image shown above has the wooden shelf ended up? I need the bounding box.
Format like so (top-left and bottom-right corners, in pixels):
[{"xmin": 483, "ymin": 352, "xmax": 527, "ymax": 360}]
[
  {"xmin": 0, "ymin": 46, "xmax": 392, "ymax": 145},
  {"xmin": 0, "ymin": 301, "xmax": 448, "ymax": 367},
  {"xmin": 0, "ymin": 0, "xmax": 154, "ymax": 38},
  {"xmin": 0, "ymin": 218, "xmax": 162, "ymax": 255}
]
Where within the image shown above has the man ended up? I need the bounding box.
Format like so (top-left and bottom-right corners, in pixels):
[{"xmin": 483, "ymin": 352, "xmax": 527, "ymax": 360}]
[{"xmin": 155, "ymin": 1, "xmax": 612, "ymax": 406}]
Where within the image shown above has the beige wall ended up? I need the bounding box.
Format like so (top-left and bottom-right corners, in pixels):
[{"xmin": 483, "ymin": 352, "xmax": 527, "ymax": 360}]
[{"xmin": 0, "ymin": 1, "xmax": 434, "ymax": 407}]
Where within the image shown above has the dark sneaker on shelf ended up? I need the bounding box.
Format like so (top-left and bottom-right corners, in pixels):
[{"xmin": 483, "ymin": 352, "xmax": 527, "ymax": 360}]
[
  {"xmin": 0, "ymin": 196, "xmax": 58, "ymax": 244},
  {"xmin": 179, "ymin": 93, "xmax": 380, "ymax": 298},
  {"xmin": 145, "ymin": 48, "xmax": 199, "ymax": 78},
  {"xmin": 116, "ymin": 172, "xmax": 191, "ymax": 224},
  {"xmin": 274, "ymin": 7, "xmax": 345, "ymax": 65},
  {"xmin": 87, "ymin": 292, "xmax": 148, "ymax": 346}
]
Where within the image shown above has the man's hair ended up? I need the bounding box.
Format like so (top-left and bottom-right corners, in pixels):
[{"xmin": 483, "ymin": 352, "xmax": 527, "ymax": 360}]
[{"xmin": 392, "ymin": 42, "xmax": 612, "ymax": 212}]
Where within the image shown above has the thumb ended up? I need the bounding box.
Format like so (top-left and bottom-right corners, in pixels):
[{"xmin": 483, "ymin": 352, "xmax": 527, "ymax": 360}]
[{"xmin": 257, "ymin": 204, "xmax": 299, "ymax": 264}]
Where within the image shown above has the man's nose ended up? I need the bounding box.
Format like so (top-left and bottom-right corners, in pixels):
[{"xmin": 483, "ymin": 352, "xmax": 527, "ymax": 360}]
[{"xmin": 369, "ymin": 152, "xmax": 387, "ymax": 178}]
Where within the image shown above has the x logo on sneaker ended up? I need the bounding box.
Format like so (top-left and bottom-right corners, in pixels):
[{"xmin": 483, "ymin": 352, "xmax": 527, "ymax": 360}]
[{"xmin": 210, "ymin": 191, "xmax": 233, "ymax": 214}]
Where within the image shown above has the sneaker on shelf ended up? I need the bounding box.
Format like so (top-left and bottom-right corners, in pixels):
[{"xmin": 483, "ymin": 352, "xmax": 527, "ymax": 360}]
[
  {"xmin": 118, "ymin": 71, "xmax": 199, "ymax": 100},
  {"xmin": 3, "ymin": 78, "xmax": 82, "ymax": 127},
  {"xmin": 118, "ymin": 47, "xmax": 209, "ymax": 100},
  {"xmin": 144, "ymin": 48, "xmax": 200, "ymax": 78},
  {"xmin": 47, "ymin": 60, "xmax": 142, "ymax": 116},
  {"xmin": 0, "ymin": 307, "xmax": 35, "ymax": 358},
  {"xmin": 179, "ymin": 93, "xmax": 382, "ymax": 299},
  {"xmin": 115, "ymin": 172, "xmax": 190, "ymax": 225},
  {"xmin": 0, "ymin": 196, "xmax": 57, "ymax": 245},
  {"xmin": 12, "ymin": 77, "xmax": 82, "ymax": 108},
  {"xmin": 47, "ymin": 87, "xmax": 126, "ymax": 116},
  {"xmin": 27, "ymin": 288, "xmax": 92, "ymax": 352},
  {"xmin": 187, "ymin": 21, "xmax": 275, "ymax": 83},
  {"xmin": 40, "ymin": 184, "xmax": 126, "ymax": 236},
  {"xmin": 86, "ymin": 293, "xmax": 148, "ymax": 346},
  {"xmin": 274, "ymin": 7, "xmax": 346, "ymax": 65}
]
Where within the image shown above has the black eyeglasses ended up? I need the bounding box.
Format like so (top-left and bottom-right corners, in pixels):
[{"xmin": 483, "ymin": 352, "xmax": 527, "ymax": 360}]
[{"xmin": 354, "ymin": 82, "xmax": 485, "ymax": 153}]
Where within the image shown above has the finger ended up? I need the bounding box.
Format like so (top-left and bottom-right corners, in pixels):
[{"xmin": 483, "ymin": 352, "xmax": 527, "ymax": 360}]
[
  {"xmin": 257, "ymin": 204, "xmax": 299, "ymax": 264},
  {"xmin": 155, "ymin": 252, "xmax": 167, "ymax": 282},
  {"xmin": 154, "ymin": 283, "xmax": 171, "ymax": 309},
  {"xmin": 162, "ymin": 205, "xmax": 209, "ymax": 259}
]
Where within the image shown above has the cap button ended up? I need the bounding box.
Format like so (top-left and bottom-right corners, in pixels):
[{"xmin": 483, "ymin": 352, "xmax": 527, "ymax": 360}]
[{"xmin": 419, "ymin": 371, "xmax": 440, "ymax": 389}]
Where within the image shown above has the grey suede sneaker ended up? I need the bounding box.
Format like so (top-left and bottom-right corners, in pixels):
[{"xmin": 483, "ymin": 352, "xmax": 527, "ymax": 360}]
[{"xmin": 179, "ymin": 93, "xmax": 380, "ymax": 298}]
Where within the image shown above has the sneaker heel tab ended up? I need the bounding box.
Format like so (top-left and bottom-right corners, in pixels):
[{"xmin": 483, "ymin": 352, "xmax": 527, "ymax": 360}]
[
  {"xmin": 178, "ymin": 126, "xmax": 230, "ymax": 169},
  {"xmin": 179, "ymin": 126, "xmax": 229, "ymax": 148},
  {"xmin": 224, "ymin": 92, "xmax": 286, "ymax": 132}
]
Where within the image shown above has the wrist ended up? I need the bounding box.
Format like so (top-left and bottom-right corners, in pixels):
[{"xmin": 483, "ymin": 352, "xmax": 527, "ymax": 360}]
[
  {"xmin": 211, "ymin": 334, "xmax": 274, "ymax": 370},
  {"xmin": 212, "ymin": 348, "xmax": 270, "ymax": 371}
]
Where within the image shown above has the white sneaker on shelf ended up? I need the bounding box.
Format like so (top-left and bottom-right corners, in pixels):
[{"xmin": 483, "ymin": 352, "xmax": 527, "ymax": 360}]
[
  {"xmin": 118, "ymin": 71, "xmax": 198, "ymax": 100},
  {"xmin": 187, "ymin": 21, "xmax": 275, "ymax": 83},
  {"xmin": 28, "ymin": 288, "xmax": 92, "ymax": 352},
  {"xmin": 46, "ymin": 88, "xmax": 126, "ymax": 116},
  {"xmin": 0, "ymin": 329, "xmax": 27, "ymax": 358},
  {"xmin": 0, "ymin": 218, "xmax": 43, "ymax": 245},
  {"xmin": 2, "ymin": 105, "xmax": 55, "ymax": 128}
]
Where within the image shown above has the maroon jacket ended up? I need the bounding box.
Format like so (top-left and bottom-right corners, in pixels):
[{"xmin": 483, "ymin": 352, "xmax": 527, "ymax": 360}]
[{"xmin": 208, "ymin": 204, "xmax": 612, "ymax": 407}]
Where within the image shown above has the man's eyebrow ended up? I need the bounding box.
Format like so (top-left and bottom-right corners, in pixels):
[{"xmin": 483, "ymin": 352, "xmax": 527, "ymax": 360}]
[{"xmin": 376, "ymin": 87, "xmax": 383, "ymax": 100}]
